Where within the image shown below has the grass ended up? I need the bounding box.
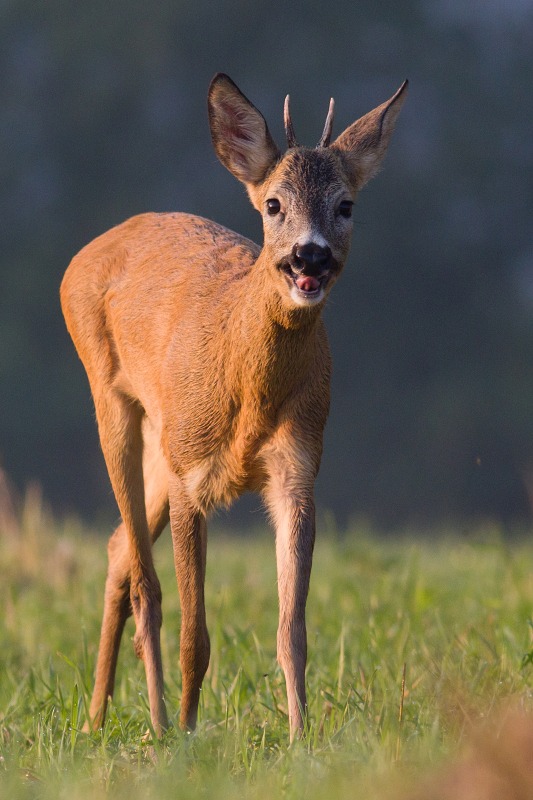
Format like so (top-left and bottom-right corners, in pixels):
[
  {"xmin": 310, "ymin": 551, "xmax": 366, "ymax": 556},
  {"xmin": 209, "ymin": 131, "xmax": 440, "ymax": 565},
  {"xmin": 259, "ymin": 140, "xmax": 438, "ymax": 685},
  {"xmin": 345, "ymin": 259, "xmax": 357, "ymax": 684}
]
[{"xmin": 1, "ymin": 489, "xmax": 533, "ymax": 798}]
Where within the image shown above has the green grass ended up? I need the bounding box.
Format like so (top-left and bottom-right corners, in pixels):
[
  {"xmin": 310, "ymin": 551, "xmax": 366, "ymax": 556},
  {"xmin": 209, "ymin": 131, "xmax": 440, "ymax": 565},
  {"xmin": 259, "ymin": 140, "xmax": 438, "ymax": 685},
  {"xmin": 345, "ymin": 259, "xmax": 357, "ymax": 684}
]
[{"xmin": 1, "ymin": 492, "xmax": 533, "ymax": 798}]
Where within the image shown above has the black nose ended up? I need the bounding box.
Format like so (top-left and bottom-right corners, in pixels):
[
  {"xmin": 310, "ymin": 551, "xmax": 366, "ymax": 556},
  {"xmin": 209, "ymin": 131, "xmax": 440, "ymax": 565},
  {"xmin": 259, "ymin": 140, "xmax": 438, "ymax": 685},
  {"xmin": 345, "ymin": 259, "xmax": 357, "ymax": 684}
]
[{"xmin": 291, "ymin": 243, "xmax": 332, "ymax": 275}]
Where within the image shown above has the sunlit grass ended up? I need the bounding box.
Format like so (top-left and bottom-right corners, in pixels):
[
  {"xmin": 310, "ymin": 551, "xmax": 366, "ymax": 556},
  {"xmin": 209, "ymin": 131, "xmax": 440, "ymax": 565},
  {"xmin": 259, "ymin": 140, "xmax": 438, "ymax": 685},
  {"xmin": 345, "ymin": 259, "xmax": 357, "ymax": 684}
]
[{"xmin": 1, "ymin": 490, "xmax": 533, "ymax": 797}]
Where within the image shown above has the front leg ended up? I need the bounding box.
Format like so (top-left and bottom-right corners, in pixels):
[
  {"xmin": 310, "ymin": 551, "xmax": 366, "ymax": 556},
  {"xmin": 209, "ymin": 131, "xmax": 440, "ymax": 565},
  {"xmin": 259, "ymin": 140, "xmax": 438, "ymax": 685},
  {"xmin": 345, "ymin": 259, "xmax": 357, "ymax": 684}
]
[
  {"xmin": 262, "ymin": 442, "xmax": 317, "ymax": 740},
  {"xmin": 168, "ymin": 473, "xmax": 210, "ymax": 731}
]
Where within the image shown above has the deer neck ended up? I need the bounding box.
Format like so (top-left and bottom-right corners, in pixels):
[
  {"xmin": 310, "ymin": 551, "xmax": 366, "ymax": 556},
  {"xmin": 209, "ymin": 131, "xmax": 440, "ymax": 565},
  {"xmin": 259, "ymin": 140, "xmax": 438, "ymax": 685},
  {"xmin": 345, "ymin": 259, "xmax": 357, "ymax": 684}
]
[
  {"xmin": 223, "ymin": 250, "xmax": 324, "ymax": 402},
  {"xmin": 240, "ymin": 248, "xmax": 322, "ymax": 326}
]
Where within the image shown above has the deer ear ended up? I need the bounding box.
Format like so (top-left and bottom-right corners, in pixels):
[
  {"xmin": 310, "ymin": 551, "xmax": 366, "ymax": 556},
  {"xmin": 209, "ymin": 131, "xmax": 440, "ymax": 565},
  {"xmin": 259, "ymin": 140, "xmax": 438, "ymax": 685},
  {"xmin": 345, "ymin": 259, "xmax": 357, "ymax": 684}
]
[
  {"xmin": 208, "ymin": 73, "xmax": 280, "ymax": 187},
  {"xmin": 331, "ymin": 80, "xmax": 408, "ymax": 189}
]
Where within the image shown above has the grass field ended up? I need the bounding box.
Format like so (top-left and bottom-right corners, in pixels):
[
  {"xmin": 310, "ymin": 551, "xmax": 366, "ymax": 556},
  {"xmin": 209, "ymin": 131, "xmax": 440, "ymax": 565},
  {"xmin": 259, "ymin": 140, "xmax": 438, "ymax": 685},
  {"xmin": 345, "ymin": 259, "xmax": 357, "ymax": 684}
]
[{"xmin": 2, "ymin": 490, "xmax": 533, "ymax": 798}]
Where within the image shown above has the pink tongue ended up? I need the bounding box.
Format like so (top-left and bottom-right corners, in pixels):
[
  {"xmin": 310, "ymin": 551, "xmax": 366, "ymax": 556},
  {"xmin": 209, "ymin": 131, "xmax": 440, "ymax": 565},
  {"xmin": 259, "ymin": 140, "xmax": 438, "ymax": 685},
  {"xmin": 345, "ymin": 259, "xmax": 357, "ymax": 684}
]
[{"xmin": 295, "ymin": 275, "xmax": 320, "ymax": 292}]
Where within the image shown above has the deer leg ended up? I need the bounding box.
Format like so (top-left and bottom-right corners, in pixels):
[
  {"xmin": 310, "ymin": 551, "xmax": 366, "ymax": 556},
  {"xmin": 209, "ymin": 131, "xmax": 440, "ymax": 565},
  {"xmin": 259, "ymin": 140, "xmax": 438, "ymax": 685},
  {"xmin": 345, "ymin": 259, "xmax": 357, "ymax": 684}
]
[
  {"xmin": 88, "ymin": 390, "xmax": 169, "ymax": 736},
  {"xmin": 86, "ymin": 448, "xmax": 170, "ymax": 731},
  {"xmin": 168, "ymin": 473, "xmax": 210, "ymax": 731},
  {"xmin": 85, "ymin": 520, "xmax": 131, "ymax": 731},
  {"xmin": 263, "ymin": 465, "xmax": 316, "ymax": 740}
]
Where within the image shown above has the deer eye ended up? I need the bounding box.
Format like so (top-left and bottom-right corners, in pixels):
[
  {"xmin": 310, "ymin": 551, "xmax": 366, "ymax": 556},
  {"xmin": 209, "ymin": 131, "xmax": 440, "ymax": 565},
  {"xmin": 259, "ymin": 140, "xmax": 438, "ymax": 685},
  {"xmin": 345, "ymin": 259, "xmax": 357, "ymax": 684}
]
[
  {"xmin": 338, "ymin": 200, "xmax": 353, "ymax": 219},
  {"xmin": 266, "ymin": 198, "xmax": 281, "ymax": 216}
]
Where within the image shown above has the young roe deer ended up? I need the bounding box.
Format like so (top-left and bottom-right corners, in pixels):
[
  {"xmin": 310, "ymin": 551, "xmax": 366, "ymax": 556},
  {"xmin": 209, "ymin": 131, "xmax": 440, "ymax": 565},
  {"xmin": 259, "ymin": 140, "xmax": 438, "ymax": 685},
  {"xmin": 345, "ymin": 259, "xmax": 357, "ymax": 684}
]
[{"xmin": 60, "ymin": 73, "xmax": 407, "ymax": 740}]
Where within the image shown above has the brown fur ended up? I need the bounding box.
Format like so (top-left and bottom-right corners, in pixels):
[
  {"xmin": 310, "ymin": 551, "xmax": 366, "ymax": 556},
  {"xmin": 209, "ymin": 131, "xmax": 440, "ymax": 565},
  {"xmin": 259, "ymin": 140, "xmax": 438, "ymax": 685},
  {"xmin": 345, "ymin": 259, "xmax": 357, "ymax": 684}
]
[{"xmin": 60, "ymin": 73, "xmax": 406, "ymax": 739}]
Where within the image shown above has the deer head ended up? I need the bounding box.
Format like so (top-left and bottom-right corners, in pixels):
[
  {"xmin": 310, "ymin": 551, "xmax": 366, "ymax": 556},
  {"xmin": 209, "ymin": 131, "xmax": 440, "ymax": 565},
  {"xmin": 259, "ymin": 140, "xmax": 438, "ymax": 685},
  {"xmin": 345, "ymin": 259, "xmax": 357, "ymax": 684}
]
[{"xmin": 208, "ymin": 73, "xmax": 407, "ymax": 309}]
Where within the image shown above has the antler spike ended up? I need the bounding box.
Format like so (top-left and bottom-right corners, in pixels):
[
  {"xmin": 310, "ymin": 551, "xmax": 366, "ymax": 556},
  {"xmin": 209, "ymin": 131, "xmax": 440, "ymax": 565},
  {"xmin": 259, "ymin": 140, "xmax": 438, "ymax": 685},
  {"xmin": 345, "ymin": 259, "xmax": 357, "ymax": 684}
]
[
  {"xmin": 317, "ymin": 97, "xmax": 335, "ymax": 148},
  {"xmin": 284, "ymin": 95, "xmax": 298, "ymax": 148}
]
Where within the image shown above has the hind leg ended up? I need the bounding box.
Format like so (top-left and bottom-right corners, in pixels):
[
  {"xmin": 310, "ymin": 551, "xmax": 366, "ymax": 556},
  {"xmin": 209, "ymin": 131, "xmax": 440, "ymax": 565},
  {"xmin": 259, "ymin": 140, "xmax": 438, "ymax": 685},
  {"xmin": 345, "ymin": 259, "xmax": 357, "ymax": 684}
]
[
  {"xmin": 85, "ymin": 520, "xmax": 131, "ymax": 731},
  {"xmin": 86, "ymin": 400, "xmax": 170, "ymax": 734}
]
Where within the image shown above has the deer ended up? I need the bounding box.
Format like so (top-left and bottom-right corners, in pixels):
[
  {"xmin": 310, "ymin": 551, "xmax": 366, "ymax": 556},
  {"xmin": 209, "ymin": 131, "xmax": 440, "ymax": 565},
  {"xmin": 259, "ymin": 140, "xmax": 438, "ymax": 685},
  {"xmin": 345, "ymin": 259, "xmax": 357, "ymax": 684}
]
[{"xmin": 60, "ymin": 73, "xmax": 407, "ymax": 741}]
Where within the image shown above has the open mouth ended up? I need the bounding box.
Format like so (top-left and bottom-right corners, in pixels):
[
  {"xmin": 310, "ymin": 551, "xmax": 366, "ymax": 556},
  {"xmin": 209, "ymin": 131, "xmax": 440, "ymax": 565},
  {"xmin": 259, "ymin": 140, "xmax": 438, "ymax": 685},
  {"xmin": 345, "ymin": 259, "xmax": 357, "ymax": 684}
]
[{"xmin": 280, "ymin": 263, "xmax": 330, "ymax": 302}]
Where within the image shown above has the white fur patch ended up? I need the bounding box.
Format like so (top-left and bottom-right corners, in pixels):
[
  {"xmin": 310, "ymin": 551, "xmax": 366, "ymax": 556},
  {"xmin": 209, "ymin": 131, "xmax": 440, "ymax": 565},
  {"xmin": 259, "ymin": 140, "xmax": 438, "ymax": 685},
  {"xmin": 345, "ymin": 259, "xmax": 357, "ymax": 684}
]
[
  {"xmin": 296, "ymin": 231, "xmax": 330, "ymax": 250},
  {"xmin": 289, "ymin": 284, "xmax": 326, "ymax": 307}
]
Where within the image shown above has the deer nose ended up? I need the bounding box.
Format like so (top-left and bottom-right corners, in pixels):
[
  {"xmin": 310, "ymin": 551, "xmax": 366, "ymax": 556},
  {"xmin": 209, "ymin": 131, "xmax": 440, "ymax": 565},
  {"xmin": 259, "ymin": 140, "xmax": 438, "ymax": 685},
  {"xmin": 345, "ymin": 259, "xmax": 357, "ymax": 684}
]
[{"xmin": 291, "ymin": 243, "xmax": 332, "ymax": 275}]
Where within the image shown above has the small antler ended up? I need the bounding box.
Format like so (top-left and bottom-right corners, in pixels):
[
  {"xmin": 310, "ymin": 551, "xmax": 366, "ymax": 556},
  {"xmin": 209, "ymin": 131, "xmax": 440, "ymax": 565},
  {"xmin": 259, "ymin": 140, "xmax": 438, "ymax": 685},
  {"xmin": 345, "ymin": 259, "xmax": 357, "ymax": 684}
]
[
  {"xmin": 317, "ymin": 97, "xmax": 335, "ymax": 148},
  {"xmin": 284, "ymin": 95, "xmax": 298, "ymax": 148}
]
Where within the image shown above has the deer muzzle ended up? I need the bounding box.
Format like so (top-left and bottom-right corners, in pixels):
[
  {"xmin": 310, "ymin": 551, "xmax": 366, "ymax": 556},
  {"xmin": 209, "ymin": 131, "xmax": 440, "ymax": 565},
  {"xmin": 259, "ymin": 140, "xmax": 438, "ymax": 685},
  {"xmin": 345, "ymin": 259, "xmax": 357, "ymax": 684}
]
[{"xmin": 279, "ymin": 242, "xmax": 336, "ymax": 302}]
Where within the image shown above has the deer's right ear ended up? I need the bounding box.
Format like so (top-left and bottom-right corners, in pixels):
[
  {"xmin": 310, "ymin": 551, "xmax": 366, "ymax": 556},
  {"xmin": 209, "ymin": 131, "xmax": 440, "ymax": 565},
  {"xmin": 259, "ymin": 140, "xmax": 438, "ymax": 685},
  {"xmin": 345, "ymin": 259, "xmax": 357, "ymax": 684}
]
[{"xmin": 208, "ymin": 73, "xmax": 280, "ymax": 187}]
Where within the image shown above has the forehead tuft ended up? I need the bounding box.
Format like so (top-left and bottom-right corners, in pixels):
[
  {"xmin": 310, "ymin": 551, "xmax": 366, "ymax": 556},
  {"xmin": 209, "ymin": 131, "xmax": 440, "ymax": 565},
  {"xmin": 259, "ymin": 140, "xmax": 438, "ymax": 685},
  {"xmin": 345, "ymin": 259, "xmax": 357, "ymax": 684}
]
[{"xmin": 270, "ymin": 148, "xmax": 346, "ymax": 197}]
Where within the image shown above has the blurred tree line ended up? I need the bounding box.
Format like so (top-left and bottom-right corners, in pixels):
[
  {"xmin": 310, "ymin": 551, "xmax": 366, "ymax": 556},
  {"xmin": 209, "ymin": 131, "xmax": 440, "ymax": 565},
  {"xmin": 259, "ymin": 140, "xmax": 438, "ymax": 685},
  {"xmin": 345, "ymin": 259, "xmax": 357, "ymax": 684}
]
[{"xmin": 1, "ymin": 0, "xmax": 533, "ymax": 528}]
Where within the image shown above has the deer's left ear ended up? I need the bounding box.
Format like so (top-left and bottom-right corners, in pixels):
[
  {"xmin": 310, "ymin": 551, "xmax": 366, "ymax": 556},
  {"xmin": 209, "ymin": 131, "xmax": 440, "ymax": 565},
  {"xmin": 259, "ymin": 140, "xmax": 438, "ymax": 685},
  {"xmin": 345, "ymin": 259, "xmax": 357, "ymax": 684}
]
[{"xmin": 331, "ymin": 80, "xmax": 408, "ymax": 189}]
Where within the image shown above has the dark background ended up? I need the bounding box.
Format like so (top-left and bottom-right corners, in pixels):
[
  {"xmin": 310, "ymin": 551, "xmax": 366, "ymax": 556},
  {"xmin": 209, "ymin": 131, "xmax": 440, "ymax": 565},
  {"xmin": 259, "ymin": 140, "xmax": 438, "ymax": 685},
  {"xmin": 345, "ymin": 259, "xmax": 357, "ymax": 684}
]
[{"xmin": 2, "ymin": 0, "xmax": 533, "ymax": 528}]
